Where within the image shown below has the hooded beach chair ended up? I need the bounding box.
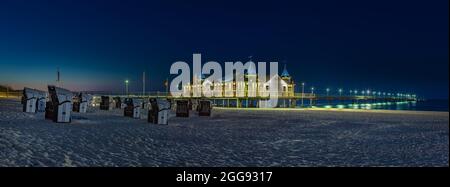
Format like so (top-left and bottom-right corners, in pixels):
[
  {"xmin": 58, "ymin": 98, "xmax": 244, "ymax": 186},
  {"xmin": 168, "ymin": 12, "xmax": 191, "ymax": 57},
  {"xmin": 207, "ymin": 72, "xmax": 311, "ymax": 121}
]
[
  {"xmin": 176, "ymin": 100, "xmax": 189, "ymax": 117},
  {"xmin": 131, "ymin": 98, "xmax": 143, "ymax": 119},
  {"xmin": 36, "ymin": 91, "xmax": 48, "ymax": 112},
  {"xmin": 113, "ymin": 97, "xmax": 122, "ymax": 109},
  {"xmin": 73, "ymin": 93, "xmax": 89, "ymax": 113},
  {"xmin": 124, "ymin": 98, "xmax": 134, "ymax": 117},
  {"xmin": 198, "ymin": 100, "xmax": 212, "ymax": 116},
  {"xmin": 47, "ymin": 85, "xmax": 73, "ymax": 123},
  {"xmin": 22, "ymin": 87, "xmax": 47, "ymax": 113},
  {"xmin": 100, "ymin": 96, "xmax": 111, "ymax": 110},
  {"xmin": 148, "ymin": 99, "xmax": 170, "ymax": 125}
]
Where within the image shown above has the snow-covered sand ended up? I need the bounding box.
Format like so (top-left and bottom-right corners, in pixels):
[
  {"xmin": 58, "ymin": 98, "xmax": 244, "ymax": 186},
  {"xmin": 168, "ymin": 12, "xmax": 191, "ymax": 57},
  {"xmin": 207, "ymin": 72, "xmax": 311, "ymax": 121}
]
[{"xmin": 0, "ymin": 98, "xmax": 448, "ymax": 166}]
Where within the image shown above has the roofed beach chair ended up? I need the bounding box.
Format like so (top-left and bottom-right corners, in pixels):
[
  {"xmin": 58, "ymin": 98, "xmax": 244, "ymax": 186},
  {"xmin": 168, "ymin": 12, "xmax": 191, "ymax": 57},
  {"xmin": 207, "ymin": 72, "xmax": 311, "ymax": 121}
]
[
  {"xmin": 124, "ymin": 98, "xmax": 134, "ymax": 117},
  {"xmin": 100, "ymin": 96, "xmax": 110, "ymax": 110},
  {"xmin": 113, "ymin": 97, "xmax": 122, "ymax": 109},
  {"xmin": 22, "ymin": 87, "xmax": 47, "ymax": 113},
  {"xmin": 46, "ymin": 85, "xmax": 73, "ymax": 123},
  {"xmin": 148, "ymin": 99, "xmax": 170, "ymax": 125},
  {"xmin": 176, "ymin": 100, "xmax": 189, "ymax": 117},
  {"xmin": 123, "ymin": 98, "xmax": 142, "ymax": 119},
  {"xmin": 198, "ymin": 100, "xmax": 212, "ymax": 116},
  {"xmin": 73, "ymin": 93, "xmax": 89, "ymax": 113},
  {"xmin": 131, "ymin": 98, "xmax": 143, "ymax": 119}
]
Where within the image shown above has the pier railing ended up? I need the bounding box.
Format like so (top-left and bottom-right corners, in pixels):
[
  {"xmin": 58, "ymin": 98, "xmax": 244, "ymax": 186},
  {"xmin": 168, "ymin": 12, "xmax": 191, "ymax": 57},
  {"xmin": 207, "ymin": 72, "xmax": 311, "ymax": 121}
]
[
  {"xmin": 82, "ymin": 91, "xmax": 416, "ymax": 100},
  {"xmin": 1, "ymin": 90, "xmax": 415, "ymax": 101}
]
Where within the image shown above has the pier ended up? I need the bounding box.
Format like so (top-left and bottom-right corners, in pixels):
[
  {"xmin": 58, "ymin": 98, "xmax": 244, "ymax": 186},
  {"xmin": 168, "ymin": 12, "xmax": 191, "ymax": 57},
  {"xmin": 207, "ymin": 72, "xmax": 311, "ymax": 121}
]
[
  {"xmin": 0, "ymin": 89, "xmax": 417, "ymax": 108},
  {"xmin": 82, "ymin": 91, "xmax": 418, "ymax": 108}
]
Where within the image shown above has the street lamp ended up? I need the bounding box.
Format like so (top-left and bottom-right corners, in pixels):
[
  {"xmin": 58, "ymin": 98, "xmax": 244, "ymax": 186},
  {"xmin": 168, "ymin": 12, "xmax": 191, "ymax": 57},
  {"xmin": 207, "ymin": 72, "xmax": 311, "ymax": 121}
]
[
  {"xmin": 339, "ymin": 88, "xmax": 343, "ymax": 96},
  {"xmin": 326, "ymin": 88, "xmax": 330, "ymax": 105},
  {"xmin": 301, "ymin": 82, "xmax": 305, "ymax": 107},
  {"xmin": 125, "ymin": 80, "xmax": 129, "ymax": 96},
  {"xmin": 310, "ymin": 87, "xmax": 315, "ymax": 107}
]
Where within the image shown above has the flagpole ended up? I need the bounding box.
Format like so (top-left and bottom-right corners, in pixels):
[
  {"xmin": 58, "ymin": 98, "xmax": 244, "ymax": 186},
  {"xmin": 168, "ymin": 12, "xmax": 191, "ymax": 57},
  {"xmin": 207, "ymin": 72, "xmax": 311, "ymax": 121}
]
[
  {"xmin": 143, "ymin": 71, "xmax": 146, "ymax": 96},
  {"xmin": 56, "ymin": 67, "xmax": 60, "ymax": 87},
  {"xmin": 165, "ymin": 78, "xmax": 169, "ymax": 96}
]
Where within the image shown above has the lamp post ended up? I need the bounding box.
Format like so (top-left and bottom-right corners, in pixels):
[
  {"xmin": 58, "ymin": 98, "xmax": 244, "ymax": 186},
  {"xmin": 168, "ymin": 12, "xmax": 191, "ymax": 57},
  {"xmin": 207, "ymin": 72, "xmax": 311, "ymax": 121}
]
[
  {"xmin": 349, "ymin": 90, "xmax": 354, "ymax": 104},
  {"xmin": 326, "ymin": 88, "xmax": 330, "ymax": 105},
  {"xmin": 301, "ymin": 82, "xmax": 305, "ymax": 107},
  {"xmin": 310, "ymin": 87, "xmax": 314, "ymax": 107},
  {"xmin": 142, "ymin": 71, "xmax": 146, "ymax": 96},
  {"xmin": 125, "ymin": 80, "xmax": 129, "ymax": 97}
]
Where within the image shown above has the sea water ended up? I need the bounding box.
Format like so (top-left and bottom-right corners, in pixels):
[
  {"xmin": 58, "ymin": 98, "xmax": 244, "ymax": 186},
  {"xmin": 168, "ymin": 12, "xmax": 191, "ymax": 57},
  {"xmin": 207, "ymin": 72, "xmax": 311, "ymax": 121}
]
[{"xmin": 297, "ymin": 99, "xmax": 449, "ymax": 112}]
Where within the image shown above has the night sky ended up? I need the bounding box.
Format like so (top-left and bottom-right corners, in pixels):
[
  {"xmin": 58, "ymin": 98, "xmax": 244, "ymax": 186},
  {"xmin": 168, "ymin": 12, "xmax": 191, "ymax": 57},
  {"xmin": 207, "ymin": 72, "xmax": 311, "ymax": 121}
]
[{"xmin": 0, "ymin": 0, "xmax": 448, "ymax": 99}]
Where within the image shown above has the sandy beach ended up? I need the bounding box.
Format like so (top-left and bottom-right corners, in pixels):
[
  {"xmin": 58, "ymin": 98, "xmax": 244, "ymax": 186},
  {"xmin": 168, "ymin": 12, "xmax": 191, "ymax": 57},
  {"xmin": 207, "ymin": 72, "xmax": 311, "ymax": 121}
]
[{"xmin": 0, "ymin": 98, "xmax": 448, "ymax": 167}]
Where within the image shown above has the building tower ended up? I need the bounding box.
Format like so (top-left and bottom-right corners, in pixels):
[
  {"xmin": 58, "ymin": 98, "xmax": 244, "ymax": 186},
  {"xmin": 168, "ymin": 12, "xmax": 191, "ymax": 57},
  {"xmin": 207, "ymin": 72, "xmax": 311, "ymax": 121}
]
[{"xmin": 280, "ymin": 63, "xmax": 294, "ymax": 96}]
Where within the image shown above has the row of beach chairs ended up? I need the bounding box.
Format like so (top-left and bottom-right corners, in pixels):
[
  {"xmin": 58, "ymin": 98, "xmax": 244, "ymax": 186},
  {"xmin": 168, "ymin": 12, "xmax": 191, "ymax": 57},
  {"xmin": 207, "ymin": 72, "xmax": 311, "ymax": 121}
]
[
  {"xmin": 175, "ymin": 99, "xmax": 212, "ymax": 117},
  {"xmin": 22, "ymin": 86, "xmax": 212, "ymax": 124},
  {"xmin": 98, "ymin": 96, "xmax": 212, "ymax": 125},
  {"xmin": 22, "ymin": 85, "xmax": 92, "ymax": 123}
]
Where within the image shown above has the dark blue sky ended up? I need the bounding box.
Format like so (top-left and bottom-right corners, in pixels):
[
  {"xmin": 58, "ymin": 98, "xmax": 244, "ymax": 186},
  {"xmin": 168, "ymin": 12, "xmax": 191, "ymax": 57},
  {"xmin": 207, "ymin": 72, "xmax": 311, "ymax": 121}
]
[{"xmin": 0, "ymin": 0, "xmax": 448, "ymax": 98}]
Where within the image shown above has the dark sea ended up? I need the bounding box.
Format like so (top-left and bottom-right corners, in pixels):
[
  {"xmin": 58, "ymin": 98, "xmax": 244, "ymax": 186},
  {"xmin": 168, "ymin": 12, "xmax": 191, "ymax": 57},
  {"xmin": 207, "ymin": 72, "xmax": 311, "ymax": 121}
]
[{"xmin": 297, "ymin": 99, "xmax": 449, "ymax": 112}]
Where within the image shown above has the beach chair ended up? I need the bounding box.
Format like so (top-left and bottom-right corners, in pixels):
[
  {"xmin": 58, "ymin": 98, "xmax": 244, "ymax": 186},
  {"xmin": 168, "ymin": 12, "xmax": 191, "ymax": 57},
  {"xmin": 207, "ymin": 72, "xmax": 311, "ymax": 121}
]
[
  {"xmin": 100, "ymin": 96, "xmax": 110, "ymax": 110},
  {"xmin": 176, "ymin": 100, "xmax": 189, "ymax": 117},
  {"xmin": 79, "ymin": 93, "xmax": 89, "ymax": 113},
  {"xmin": 36, "ymin": 91, "xmax": 48, "ymax": 112},
  {"xmin": 132, "ymin": 99, "xmax": 143, "ymax": 119},
  {"xmin": 47, "ymin": 85, "xmax": 73, "ymax": 123},
  {"xmin": 192, "ymin": 99, "xmax": 200, "ymax": 111},
  {"xmin": 113, "ymin": 97, "xmax": 122, "ymax": 109},
  {"xmin": 124, "ymin": 98, "xmax": 134, "ymax": 117},
  {"xmin": 73, "ymin": 93, "xmax": 89, "ymax": 113},
  {"xmin": 22, "ymin": 88, "xmax": 37, "ymax": 113},
  {"xmin": 198, "ymin": 100, "xmax": 212, "ymax": 116},
  {"xmin": 72, "ymin": 94, "xmax": 81, "ymax": 112},
  {"xmin": 45, "ymin": 101, "xmax": 54, "ymax": 120},
  {"xmin": 22, "ymin": 87, "xmax": 47, "ymax": 113},
  {"xmin": 148, "ymin": 99, "xmax": 170, "ymax": 125},
  {"xmin": 148, "ymin": 99, "xmax": 158, "ymax": 123},
  {"xmin": 123, "ymin": 98, "xmax": 142, "ymax": 119},
  {"xmin": 167, "ymin": 99, "xmax": 173, "ymax": 110}
]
